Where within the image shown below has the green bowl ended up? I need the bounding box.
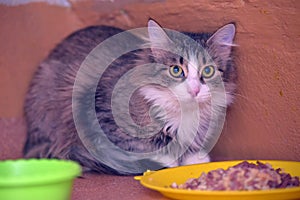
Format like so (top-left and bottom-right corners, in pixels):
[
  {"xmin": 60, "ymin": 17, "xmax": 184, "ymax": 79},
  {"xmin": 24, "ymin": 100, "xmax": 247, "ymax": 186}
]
[{"xmin": 0, "ymin": 159, "xmax": 81, "ymax": 200}]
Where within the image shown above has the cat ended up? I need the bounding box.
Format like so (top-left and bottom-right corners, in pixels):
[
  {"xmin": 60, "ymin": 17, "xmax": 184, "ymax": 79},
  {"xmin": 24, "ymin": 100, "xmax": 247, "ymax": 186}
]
[{"xmin": 23, "ymin": 19, "xmax": 236, "ymax": 175}]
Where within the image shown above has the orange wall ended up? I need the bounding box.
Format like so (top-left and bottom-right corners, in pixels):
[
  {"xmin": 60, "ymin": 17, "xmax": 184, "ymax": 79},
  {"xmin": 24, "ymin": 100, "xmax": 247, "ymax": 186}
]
[{"xmin": 0, "ymin": 0, "xmax": 299, "ymax": 160}]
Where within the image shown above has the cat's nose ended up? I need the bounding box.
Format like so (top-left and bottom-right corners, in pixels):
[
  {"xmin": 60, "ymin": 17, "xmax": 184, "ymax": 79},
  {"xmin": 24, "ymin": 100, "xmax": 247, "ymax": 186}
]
[
  {"xmin": 188, "ymin": 86, "xmax": 200, "ymax": 97},
  {"xmin": 187, "ymin": 79, "xmax": 200, "ymax": 97}
]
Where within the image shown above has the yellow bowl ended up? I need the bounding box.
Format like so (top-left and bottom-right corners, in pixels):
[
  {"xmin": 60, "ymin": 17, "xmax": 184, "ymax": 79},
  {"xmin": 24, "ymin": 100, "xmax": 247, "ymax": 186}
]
[{"xmin": 135, "ymin": 160, "xmax": 300, "ymax": 200}]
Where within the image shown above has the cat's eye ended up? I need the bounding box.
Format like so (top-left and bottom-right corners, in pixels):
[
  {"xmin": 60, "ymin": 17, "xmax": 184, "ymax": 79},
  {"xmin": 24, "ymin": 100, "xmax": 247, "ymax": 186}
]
[
  {"xmin": 169, "ymin": 65, "xmax": 184, "ymax": 78},
  {"xmin": 201, "ymin": 65, "xmax": 215, "ymax": 79}
]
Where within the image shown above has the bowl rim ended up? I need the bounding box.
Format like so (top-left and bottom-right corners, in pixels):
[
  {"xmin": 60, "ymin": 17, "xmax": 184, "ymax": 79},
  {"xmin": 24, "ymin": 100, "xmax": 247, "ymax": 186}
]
[
  {"xmin": 137, "ymin": 160, "xmax": 300, "ymax": 196},
  {"xmin": 0, "ymin": 159, "xmax": 82, "ymax": 186}
]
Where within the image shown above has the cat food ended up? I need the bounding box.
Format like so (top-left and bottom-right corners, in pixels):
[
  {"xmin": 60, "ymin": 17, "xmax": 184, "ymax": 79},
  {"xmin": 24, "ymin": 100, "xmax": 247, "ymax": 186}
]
[{"xmin": 170, "ymin": 161, "xmax": 300, "ymax": 191}]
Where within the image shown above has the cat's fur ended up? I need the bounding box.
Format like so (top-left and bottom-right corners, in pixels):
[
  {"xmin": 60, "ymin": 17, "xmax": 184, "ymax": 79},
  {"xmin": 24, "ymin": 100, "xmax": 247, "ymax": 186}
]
[{"xmin": 23, "ymin": 20, "xmax": 236, "ymax": 175}]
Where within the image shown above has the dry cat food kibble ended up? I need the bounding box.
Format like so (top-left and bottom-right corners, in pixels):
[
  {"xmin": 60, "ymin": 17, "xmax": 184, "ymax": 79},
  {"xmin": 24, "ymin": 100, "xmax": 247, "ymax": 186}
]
[{"xmin": 171, "ymin": 161, "xmax": 300, "ymax": 191}]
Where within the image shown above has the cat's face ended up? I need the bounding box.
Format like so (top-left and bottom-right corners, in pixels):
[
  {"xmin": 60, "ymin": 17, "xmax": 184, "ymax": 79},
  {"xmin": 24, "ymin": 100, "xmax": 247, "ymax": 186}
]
[
  {"xmin": 160, "ymin": 55, "xmax": 217, "ymax": 103},
  {"xmin": 138, "ymin": 20, "xmax": 236, "ymax": 134}
]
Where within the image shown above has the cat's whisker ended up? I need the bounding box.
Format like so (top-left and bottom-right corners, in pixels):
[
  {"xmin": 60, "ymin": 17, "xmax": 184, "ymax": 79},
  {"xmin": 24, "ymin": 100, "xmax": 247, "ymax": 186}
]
[
  {"xmin": 232, "ymin": 92, "xmax": 252, "ymax": 101},
  {"xmin": 229, "ymin": 92, "xmax": 269, "ymax": 110},
  {"xmin": 219, "ymin": 42, "xmax": 239, "ymax": 47},
  {"xmin": 232, "ymin": 92, "xmax": 254, "ymax": 103}
]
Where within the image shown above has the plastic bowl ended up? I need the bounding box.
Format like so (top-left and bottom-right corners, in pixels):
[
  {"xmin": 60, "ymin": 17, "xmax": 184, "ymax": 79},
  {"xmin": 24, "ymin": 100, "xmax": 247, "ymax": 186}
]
[
  {"xmin": 0, "ymin": 159, "xmax": 81, "ymax": 200},
  {"xmin": 135, "ymin": 160, "xmax": 300, "ymax": 200}
]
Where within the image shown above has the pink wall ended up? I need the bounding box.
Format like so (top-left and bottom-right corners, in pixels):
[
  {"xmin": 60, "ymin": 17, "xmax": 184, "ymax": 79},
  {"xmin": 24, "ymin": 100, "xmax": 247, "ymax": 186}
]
[{"xmin": 0, "ymin": 0, "xmax": 299, "ymax": 160}]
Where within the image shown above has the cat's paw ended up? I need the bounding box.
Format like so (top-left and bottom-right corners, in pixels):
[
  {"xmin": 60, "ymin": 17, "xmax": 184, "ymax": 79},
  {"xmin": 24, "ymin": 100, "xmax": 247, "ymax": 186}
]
[{"xmin": 181, "ymin": 154, "xmax": 210, "ymax": 166}]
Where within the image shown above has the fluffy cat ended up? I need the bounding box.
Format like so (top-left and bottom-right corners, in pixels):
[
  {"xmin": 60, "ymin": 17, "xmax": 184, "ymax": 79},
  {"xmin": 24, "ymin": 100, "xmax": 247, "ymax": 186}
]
[{"xmin": 23, "ymin": 19, "xmax": 236, "ymax": 175}]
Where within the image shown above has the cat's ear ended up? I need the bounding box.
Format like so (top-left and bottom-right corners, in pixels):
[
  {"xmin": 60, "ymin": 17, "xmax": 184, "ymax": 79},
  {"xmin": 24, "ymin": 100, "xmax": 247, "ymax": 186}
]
[
  {"xmin": 148, "ymin": 19, "xmax": 173, "ymax": 58},
  {"xmin": 148, "ymin": 19, "xmax": 173, "ymax": 46},
  {"xmin": 206, "ymin": 24, "xmax": 236, "ymax": 63}
]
